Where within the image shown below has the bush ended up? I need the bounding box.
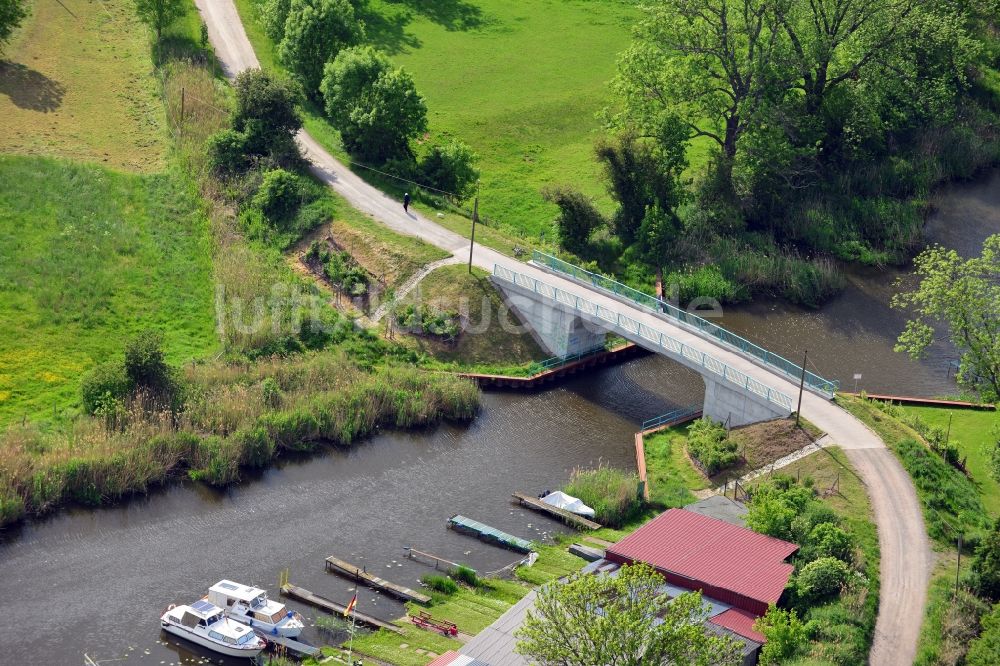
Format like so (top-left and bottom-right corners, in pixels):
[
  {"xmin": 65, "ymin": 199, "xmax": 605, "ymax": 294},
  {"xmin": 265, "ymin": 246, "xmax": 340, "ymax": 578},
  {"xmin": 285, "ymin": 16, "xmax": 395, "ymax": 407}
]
[
  {"xmin": 451, "ymin": 565, "xmax": 481, "ymax": 588},
  {"xmin": 542, "ymin": 185, "xmax": 606, "ymax": 255},
  {"xmin": 563, "ymin": 464, "xmax": 642, "ymax": 528},
  {"xmin": 803, "ymin": 522, "xmax": 854, "ymax": 563},
  {"xmin": 796, "ymin": 557, "xmax": 851, "ymax": 602},
  {"xmin": 686, "ymin": 418, "xmax": 739, "ymax": 475},
  {"xmin": 320, "ymin": 45, "xmax": 427, "ymax": 162},
  {"xmin": 420, "ymin": 140, "xmax": 480, "ymax": 200},
  {"xmin": 421, "ymin": 574, "xmax": 458, "ymax": 595},
  {"xmin": 206, "ymin": 129, "xmax": 249, "ymax": 175},
  {"xmin": 252, "ymin": 169, "xmax": 303, "ymax": 224},
  {"xmin": 80, "ymin": 361, "xmax": 130, "ymax": 414},
  {"xmin": 124, "ymin": 330, "xmax": 172, "ymax": 392},
  {"xmin": 231, "ymin": 69, "xmax": 302, "ymax": 163},
  {"xmin": 261, "ymin": 0, "xmax": 291, "ymax": 40},
  {"xmin": 754, "ymin": 606, "xmax": 808, "ymax": 665},
  {"xmin": 395, "ymin": 304, "xmax": 460, "ymax": 339},
  {"xmin": 968, "ymin": 602, "xmax": 1000, "ymax": 665}
]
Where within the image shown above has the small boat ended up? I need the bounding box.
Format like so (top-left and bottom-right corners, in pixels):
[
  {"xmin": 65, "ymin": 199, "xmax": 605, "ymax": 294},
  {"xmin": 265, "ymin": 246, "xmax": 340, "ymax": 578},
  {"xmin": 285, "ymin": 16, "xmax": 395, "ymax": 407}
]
[
  {"xmin": 539, "ymin": 490, "xmax": 596, "ymax": 518},
  {"xmin": 160, "ymin": 598, "xmax": 266, "ymax": 658},
  {"xmin": 207, "ymin": 579, "xmax": 304, "ymax": 637}
]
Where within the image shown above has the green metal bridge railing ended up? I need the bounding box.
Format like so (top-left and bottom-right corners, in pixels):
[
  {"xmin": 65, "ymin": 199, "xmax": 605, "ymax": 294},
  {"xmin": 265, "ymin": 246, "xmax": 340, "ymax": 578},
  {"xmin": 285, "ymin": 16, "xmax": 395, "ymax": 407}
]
[
  {"xmin": 641, "ymin": 405, "xmax": 703, "ymax": 432},
  {"xmin": 531, "ymin": 251, "xmax": 838, "ymax": 399},
  {"xmin": 493, "ymin": 264, "xmax": 795, "ymax": 412}
]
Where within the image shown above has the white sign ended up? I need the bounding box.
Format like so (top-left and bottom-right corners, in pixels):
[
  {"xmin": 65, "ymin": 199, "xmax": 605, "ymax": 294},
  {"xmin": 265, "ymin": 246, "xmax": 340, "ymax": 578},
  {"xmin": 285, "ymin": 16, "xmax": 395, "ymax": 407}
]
[{"xmin": 853, "ymin": 373, "xmax": 863, "ymax": 380}]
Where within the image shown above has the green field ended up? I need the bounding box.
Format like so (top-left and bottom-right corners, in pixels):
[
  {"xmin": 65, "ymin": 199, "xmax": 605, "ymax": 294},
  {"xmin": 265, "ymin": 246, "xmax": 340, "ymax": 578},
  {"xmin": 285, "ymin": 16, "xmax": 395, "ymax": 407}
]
[
  {"xmin": 902, "ymin": 406, "xmax": 1000, "ymax": 515},
  {"xmin": 0, "ymin": 155, "xmax": 218, "ymax": 423},
  {"xmin": 237, "ymin": 0, "xmax": 637, "ymax": 237}
]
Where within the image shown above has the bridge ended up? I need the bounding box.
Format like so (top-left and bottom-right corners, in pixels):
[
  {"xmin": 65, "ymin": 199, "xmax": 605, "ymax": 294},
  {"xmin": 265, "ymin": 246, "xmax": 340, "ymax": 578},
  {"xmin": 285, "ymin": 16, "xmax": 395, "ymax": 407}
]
[{"xmin": 492, "ymin": 252, "xmax": 838, "ymax": 427}]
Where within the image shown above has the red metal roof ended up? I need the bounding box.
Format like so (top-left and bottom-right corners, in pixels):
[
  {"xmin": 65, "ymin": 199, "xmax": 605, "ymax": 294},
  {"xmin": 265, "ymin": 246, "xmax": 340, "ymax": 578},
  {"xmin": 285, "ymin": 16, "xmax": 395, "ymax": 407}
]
[
  {"xmin": 426, "ymin": 652, "xmax": 464, "ymax": 666},
  {"xmin": 606, "ymin": 509, "xmax": 797, "ymax": 610},
  {"xmin": 709, "ymin": 607, "xmax": 766, "ymax": 643}
]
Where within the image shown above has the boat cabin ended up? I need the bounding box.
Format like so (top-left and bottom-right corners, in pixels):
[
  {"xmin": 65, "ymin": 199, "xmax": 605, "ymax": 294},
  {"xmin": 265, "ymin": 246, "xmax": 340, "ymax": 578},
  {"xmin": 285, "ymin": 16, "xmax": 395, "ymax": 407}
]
[
  {"xmin": 208, "ymin": 580, "xmax": 288, "ymax": 624},
  {"xmin": 165, "ymin": 600, "xmax": 258, "ymax": 645}
]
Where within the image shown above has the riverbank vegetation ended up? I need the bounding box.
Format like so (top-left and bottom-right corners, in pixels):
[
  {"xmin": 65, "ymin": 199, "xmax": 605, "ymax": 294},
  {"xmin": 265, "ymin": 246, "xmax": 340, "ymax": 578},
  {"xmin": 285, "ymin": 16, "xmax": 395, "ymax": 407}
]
[
  {"xmin": 746, "ymin": 448, "xmax": 880, "ymax": 665},
  {"xmin": 563, "ymin": 464, "xmax": 644, "ymax": 528}
]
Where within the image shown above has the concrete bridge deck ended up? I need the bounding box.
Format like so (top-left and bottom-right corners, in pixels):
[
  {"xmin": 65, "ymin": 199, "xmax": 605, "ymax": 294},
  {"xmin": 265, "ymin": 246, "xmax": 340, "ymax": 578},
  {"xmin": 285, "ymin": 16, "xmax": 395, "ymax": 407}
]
[{"xmin": 192, "ymin": 1, "xmax": 932, "ymax": 661}]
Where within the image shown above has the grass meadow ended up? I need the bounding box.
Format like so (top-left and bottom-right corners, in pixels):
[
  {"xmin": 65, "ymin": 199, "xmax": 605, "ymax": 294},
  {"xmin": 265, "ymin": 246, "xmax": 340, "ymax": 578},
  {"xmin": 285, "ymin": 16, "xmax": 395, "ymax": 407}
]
[
  {"xmin": 0, "ymin": 155, "xmax": 219, "ymax": 424},
  {"xmin": 235, "ymin": 0, "xmax": 638, "ymax": 237},
  {"xmin": 0, "ymin": 0, "xmax": 168, "ymax": 171}
]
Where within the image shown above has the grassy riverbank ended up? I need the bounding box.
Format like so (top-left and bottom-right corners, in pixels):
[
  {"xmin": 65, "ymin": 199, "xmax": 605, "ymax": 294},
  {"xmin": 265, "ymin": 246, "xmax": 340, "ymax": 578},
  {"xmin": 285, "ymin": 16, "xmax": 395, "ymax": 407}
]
[{"xmin": 0, "ymin": 353, "xmax": 479, "ymax": 526}]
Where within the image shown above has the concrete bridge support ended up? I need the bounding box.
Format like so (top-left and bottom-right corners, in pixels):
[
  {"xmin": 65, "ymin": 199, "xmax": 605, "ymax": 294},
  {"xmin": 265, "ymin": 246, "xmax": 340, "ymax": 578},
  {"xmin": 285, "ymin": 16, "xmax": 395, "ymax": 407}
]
[
  {"xmin": 703, "ymin": 378, "xmax": 791, "ymax": 427},
  {"xmin": 501, "ymin": 290, "xmax": 606, "ymax": 358}
]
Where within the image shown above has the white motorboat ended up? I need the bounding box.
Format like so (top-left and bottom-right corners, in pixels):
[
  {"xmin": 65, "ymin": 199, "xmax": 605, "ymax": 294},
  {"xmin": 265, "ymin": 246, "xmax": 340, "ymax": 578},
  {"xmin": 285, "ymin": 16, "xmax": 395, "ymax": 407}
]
[
  {"xmin": 160, "ymin": 598, "xmax": 266, "ymax": 658},
  {"xmin": 207, "ymin": 579, "xmax": 304, "ymax": 637}
]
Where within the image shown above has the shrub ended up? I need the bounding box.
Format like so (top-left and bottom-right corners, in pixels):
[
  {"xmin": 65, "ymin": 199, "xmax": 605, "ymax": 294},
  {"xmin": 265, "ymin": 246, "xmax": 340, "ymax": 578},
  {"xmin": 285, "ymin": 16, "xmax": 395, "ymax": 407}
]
[
  {"xmin": 320, "ymin": 45, "xmax": 427, "ymax": 162},
  {"xmin": 206, "ymin": 129, "xmax": 249, "ymax": 175},
  {"xmin": 261, "ymin": 377, "xmax": 282, "ymax": 408},
  {"xmin": 755, "ymin": 606, "xmax": 808, "ymax": 665},
  {"xmin": 232, "ymin": 68, "xmax": 302, "ymax": 160},
  {"xmin": 972, "ymin": 518, "xmax": 1000, "ymax": 602},
  {"xmin": 542, "ymin": 185, "xmax": 606, "ymax": 255},
  {"xmin": 451, "ymin": 565, "xmax": 481, "ymax": 588},
  {"xmin": 563, "ymin": 464, "xmax": 642, "ymax": 528},
  {"xmin": 796, "ymin": 557, "xmax": 851, "ymax": 602},
  {"xmin": 252, "ymin": 169, "xmax": 303, "ymax": 224},
  {"xmin": 80, "ymin": 361, "xmax": 131, "ymax": 414},
  {"xmin": 261, "ymin": 0, "xmax": 291, "ymax": 40},
  {"xmin": 395, "ymin": 304, "xmax": 460, "ymax": 339},
  {"xmin": 421, "ymin": 573, "xmax": 458, "ymax": 595},
  {"xmin": 124, "ymin": 330, "xmax": 171, "ymax": 392},
  {"xmin": 420, "ymin": 140, "xmax": 480, "ymax": 200},
  {"xmin": 803, "ymin": 522, "xmax": 854, "ymax": 563},
  {"xmin": 686, "ymin": 417, "xmax": 739, "ymax": 475},
  {"xmin": 968, "ymin": 602, "xmax": 1000, "ymax": 665}
]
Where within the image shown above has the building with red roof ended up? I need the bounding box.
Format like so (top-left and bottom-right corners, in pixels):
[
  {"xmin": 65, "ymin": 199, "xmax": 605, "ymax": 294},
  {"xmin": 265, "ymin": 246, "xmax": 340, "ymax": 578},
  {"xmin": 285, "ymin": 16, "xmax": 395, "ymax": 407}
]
[{"xmin": 606, "ymin": 508, "xmax": 798, "ymax": 617}]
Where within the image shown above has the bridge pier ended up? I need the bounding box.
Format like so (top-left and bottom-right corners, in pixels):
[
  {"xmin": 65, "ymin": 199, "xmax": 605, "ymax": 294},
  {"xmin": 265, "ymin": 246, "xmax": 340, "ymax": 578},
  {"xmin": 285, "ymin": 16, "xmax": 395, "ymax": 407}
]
[
  {"xmin": 500, "ymin": 289, "xmax": 606, "ymax": 358},
  {"xmin": 702, "ymin": 378, "xmax": 790, "ymax": 428}
]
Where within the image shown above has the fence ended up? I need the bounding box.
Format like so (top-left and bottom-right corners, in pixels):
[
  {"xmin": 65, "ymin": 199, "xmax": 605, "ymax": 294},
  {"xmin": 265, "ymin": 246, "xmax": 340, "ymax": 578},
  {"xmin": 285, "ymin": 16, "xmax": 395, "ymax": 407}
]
[
  {"xmin": 641, "ymin": 405, "xmax": 703, "ymax": 432},
  {"xmin": 531, "ymin": 251, "xmax": 838, "ymax": 399},
  {"xmin": 493, "ymin": 264, "xmax": 794, "ymax": 412}
]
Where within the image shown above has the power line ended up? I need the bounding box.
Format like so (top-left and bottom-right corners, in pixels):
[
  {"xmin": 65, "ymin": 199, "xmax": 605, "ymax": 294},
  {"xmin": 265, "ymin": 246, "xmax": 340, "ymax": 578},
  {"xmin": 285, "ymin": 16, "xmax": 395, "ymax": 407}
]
[{"xmin": 344, "ymin": 159, "xmax": 460, "ymax": 198}]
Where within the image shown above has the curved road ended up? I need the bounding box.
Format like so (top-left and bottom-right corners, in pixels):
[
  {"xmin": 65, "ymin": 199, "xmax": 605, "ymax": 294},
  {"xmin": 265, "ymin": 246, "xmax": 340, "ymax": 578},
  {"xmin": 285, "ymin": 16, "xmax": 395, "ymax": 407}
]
[{"xmin": 192, "ymin": 2, "xmax": 932, "ymax": 662}]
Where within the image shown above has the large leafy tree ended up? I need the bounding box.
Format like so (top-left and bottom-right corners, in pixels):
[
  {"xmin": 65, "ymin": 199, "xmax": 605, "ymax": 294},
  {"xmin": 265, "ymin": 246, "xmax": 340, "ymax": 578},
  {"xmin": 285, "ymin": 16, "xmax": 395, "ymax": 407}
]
[
  {"xmin": 515, "ymin": 563, "xmax": 741, "ymax": 666},
  {"xmin": 0, "ymin": 0, "xmax": 28, "ymax": 51},
  {"xmin": 320, "ymin": 46, "xmax": 427, "ymax": 163},
  {"xmin": 278, "ymin": 0, "xmax": 363, "ymax": 95},
  {"xmin": 893, "ymin": 235, "xmax": 1000, "ymax": 403},
  {"xmin": 134, "ymin": 0, "xmax": 186, "ymax": 41},
  {"xmin": 232, "ymin": 68, "xmax": 302, "ymax": 158},
  {"xmin": 609, "ymin": 0, "xmax": 786, "ymax": 163}
]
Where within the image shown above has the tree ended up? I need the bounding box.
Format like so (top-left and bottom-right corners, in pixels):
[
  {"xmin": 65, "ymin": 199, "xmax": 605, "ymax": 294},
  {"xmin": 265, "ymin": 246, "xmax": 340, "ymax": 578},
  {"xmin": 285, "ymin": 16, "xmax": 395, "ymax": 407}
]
[
  {"xmin": 124, "ymin": 330, "xmax": 171, "ymax": 391},
  {"xmin": 134, "ymin": 0, "xmax": 187, "ymax": 41},
  {"xmin": 893, "ymin": 235, "xmax": 1000, "ymax": 403},
  {"xmin": 278, "ymin": 0, "xmax": 363, "ymax": 95},
  {"xmin": 0, "ymin": 0, "xmax": 28, "ymax": 51},
  {"xmin": 608, "ymin": 0, "xmax": 787, "ymax": 164},
  {"xmin": 754, "ymin": 605, "xmax": 808, "ymax": 665},
  {"xmin": 795, "ymin": 556, "xmax": 850, "ymax": 602},
  {"xmin": 262, "ymin": 0, "xmax": 292, "ymax": 41},
  {"xmin": 541, "ymin": 185, "xmax": 606, "ymax": 256},
  {"xmin": 252, "ymin": 168, "xmax": 303, "ymax": 225},
  {"xmin": 232, "ymin": 68, "xmax": 303, "ymax": 158},
  {"xmin": 515, "ymin": 563, "xmax": 741, "ymax": 666},
  {"xmin": 320, "ymin": 46, "xmax": 427, "ymax": 163}
]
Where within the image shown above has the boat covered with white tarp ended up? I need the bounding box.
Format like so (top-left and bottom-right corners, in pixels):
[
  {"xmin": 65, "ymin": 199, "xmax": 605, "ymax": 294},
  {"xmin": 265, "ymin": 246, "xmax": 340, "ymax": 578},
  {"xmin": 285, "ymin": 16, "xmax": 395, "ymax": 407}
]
[{"xmin": 540, "ymin": 491, "xmax": 595, "ymax": 518}]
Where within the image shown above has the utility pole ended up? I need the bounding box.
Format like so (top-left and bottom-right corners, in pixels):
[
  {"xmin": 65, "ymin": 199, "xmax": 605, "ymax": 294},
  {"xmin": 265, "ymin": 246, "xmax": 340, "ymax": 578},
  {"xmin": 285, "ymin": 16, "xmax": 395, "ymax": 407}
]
[
  {"xmin": 796, "ymin": 350, "xmax": 807, "ymax": 427},
  {"xmin": 468, "ymin": 182, "xmax": 479, "ymax": 274}
]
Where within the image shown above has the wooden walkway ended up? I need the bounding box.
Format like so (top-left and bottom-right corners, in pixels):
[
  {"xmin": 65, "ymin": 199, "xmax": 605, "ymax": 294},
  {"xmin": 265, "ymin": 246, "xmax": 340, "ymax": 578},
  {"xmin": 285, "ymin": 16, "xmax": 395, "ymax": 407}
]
[
  {"xmin": 458, "ymin": 343, "xmax": 647, "ymax": 389},
  {"xmin": 279, "ymin": 584, "xmax": 403, "ymax": 633},
  {"xmin": 511, "ymin": 492, "xmax": 601, "ymax": 530},
  {"xmin": 841, "ymin": 392, "xmax": 996, "ymax": 410},
  {"xmin": 325, "ymin": 555, "xmax": 432, "ymax": 605}
]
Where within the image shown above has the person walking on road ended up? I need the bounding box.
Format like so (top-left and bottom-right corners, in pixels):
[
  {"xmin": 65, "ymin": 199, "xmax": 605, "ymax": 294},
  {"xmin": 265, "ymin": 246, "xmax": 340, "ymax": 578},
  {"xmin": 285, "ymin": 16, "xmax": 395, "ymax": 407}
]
[{"xmin": 403, "ymin": 192, "xmax": 411, "ymax": 213}]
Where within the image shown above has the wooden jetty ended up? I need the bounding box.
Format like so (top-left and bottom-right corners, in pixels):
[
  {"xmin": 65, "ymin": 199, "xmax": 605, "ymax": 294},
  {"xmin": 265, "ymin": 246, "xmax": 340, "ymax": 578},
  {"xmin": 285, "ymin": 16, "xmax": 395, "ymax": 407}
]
[
  {"xmin": 512, "ymin": 492, "xmax": 601, "ymax": 530},
  {"xmin": 841, "ymin": 392, "xmax": 996, "ymax": 410},
  {"xmin": 279, "ymin": 584, "xmax": 403, "ymax": 634},
  {"xmin": 254, "ymin": 630, "xmax": 320, "ymax": 657},
  {"xmin": 324, "ymin": 555, "xmax": 431, "ymax": 605},
  {"xmin": 447, "ymin": 514, "xmax": 534, "ymax": 554},
  {"xmin": 403, "ymin": 547, "xmax": 476, "ymax": 573}
]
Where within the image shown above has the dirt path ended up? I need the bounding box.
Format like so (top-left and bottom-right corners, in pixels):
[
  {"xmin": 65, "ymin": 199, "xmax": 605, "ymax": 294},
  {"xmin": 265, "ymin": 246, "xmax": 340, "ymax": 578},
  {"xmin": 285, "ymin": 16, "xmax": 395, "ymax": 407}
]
[
  {"xmin": 192, "ymin": 2, "xmax": 932, "ymax": 661},
  {"xmin": 364, "ymin": 255, "xmax": 464, "ymax": 325}
]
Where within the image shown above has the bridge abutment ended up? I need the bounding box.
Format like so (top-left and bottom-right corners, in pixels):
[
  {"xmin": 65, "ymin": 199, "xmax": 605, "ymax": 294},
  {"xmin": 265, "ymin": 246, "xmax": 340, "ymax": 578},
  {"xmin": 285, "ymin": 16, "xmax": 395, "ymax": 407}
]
[
  {"xmin": 500, "ymin": 290, "xmax": 606, "ymax": 358},
  {"xmin": 702, "ymin": 378, "xmax": 789, "ymax": 428}
]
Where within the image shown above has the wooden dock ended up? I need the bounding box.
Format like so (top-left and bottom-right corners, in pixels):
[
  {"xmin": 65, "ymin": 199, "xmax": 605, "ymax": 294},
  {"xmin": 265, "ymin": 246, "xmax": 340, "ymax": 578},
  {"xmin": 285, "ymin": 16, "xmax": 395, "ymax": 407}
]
[
  {"xmin": 253, "ymin": 629, "xmax": 320, "ymax": 657},
  {"xmin": 511, "ymin": 492, "xmax": 601, "ymax": 530},
  {"xmin": 447, "ymin": 514, "xmax": 534, "ymax": 554},
  {"xmin": 841, "ymin": 392, "xmax": 996, "ymax": 410},
  {"xmin": 324, "ymin": 555, "xmax": 431, "ymax": 605},
  {"xmin": 279, "ymin": 584, "xmax": 403, "ymax": 634},
  {"xmin": 404, "ymin": 547, "xmax": 476, "ymax": 573}
]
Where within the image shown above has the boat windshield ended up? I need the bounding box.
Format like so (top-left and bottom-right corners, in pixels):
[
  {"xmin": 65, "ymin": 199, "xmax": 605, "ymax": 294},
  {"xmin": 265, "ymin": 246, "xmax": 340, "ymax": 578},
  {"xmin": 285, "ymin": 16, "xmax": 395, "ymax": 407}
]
[
  {"xmin": 237, "ymin": 632, "xmax": 257, "ymax": 645},
  {"xmin": 251, "ymin": 595, "xmax": 266, "ymax": 607}
]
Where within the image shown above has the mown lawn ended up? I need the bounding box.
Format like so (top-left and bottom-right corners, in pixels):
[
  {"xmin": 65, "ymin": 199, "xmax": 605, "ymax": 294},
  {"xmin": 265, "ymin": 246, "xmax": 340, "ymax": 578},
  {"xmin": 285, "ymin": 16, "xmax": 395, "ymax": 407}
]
[
  {"xmin": 235, "ymin": 0, "xmax": 638, "ymax": 237},
  {"xmin": 0, "ymin": 0, "xmax": 168, "ymax": 172},
  {"xmin": 902, "ymin": 406, "xmax": 1000, "ymax": 515},
  {"xmin": 0, "ymin": 155, "xmax": 218, "ymax": 424},
  {"xmin": 641, "ymin": 426, "xmax": 711, "ymax": 507}
]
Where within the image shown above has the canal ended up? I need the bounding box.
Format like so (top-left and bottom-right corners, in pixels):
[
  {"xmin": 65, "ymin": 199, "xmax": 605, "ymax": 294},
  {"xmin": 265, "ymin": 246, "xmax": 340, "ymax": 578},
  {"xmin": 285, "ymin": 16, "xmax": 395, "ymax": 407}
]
[{"xmin": 1, "ymin": 170, "xmax": 998, "ymax": 665}]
